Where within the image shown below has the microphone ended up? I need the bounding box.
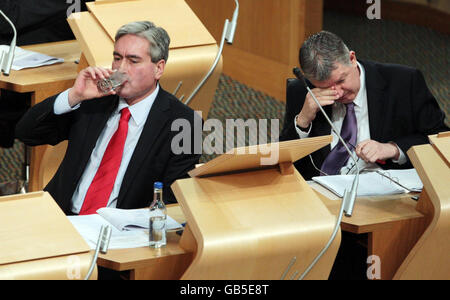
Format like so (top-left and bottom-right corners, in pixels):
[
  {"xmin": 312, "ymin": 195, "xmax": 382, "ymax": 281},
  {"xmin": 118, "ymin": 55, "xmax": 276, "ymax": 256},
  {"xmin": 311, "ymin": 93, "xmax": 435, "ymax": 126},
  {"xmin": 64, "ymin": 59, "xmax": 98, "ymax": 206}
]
[
  {"xmin": 225, "ymin": 0, "xmax": 239, "ymax": 44},
  {"xmin": 291, "ymin": 67, "xmax": 360, "ymax": 280},
  {"xmin": 184, "ymin": 0, "xmax": 239, "ymax": 106},
  {"xmin": 84, "ymin": 225, "xmax": 112, "ymax": 280},
  {"xmin": 0, "ymin": 10, "xmax": 17, "ymax": 76},
  {"xmin": 292, "ymin": 67, "xmax": 359, "ymax": 217}
]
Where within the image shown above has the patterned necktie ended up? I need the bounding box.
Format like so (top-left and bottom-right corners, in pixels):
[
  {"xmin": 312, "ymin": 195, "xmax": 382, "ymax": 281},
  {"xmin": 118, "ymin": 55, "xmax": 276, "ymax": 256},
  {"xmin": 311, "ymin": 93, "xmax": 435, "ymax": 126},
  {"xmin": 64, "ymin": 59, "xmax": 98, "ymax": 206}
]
[
  {"xmin": 79, "ymin": 107, "xmax": 131, "ymax": 215},
  {"xmin": 321, "ymin": 102, "xmax": 357, "ymax": 175}
]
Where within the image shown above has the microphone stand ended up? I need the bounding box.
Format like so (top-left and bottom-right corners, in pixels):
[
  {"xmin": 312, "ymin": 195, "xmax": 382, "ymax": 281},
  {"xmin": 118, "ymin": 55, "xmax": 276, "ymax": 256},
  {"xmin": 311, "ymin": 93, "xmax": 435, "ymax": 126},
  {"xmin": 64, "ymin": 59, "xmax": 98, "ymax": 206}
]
[
  {"xmin": 293, "ymin": 67, "xmax": 360, "ymax": 216},
  {"xmin": 184, "ymin": 0, "xmax": 239, "ymax": 106},
  {"xmin": 292, "ymin": 67, "xmax": 360, "ymax": 280},
  {"xmin": 0, "ymin": 9, "xmax": 17, "ymax": 76},
  {"xmin": 84, "ymin": 225, "xmax": 112, "ymax": 280}
]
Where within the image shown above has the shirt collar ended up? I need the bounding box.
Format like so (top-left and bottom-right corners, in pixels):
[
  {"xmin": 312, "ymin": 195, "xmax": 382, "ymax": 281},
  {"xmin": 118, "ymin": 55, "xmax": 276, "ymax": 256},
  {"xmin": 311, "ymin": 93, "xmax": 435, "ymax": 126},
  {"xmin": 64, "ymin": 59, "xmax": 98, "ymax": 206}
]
[
  {"xmin": 117, "ymin": 84, "xmax": 159, "ymax": 126},
  {"xmin": 353, "ymin": 61, "xmax": 366, "ymax": 108}
]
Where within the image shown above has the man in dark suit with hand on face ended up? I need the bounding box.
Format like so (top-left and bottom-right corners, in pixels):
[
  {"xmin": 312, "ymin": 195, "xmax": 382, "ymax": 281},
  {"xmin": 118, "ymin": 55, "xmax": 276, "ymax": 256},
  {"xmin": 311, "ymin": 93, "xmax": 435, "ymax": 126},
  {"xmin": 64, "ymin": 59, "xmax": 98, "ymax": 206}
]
[
  {"xmin": 280, "ymin": 31, "xmax": 448, "ymax": 180},
  {"xmin": 281, "ymin": 30, "xmax": 448, "ymax": 279}
]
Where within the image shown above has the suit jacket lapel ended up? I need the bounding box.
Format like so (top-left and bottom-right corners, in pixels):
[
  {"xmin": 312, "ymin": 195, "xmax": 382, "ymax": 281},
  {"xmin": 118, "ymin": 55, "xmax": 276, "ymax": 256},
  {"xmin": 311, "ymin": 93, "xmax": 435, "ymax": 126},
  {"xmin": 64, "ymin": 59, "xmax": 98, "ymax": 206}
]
[
  {"xmin": 117, "ymin": 89, "xmax": 171, "ymax": 205},
  {"xmin": 360, "ymin": 60, "xmax": 388, "ymax": 142}
]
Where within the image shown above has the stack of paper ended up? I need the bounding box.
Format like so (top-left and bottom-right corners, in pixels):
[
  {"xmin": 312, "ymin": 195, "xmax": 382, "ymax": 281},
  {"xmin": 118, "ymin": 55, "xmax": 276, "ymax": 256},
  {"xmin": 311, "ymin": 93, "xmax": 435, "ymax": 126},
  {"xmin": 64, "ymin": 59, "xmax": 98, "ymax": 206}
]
[
  {"xmin": 312, "ymin": 168, "xmax": 423, "ymax": 198},
  {"xmin": 68, "ymin": 208, "xmax": 183, "ymax": 250},
  {"xmin": 0, "ymin": 45, "xmax": 64, "ymax": 70}
]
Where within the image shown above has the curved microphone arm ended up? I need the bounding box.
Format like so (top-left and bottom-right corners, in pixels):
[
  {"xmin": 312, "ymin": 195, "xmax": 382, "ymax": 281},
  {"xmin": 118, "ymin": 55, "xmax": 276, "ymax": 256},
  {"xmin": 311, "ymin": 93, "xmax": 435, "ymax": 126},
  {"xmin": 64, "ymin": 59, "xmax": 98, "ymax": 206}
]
[
  {"xmin": 84, "ymin": 225, "xmax": 112, "ymax": 280},
  {"xmin": 0, "ymin": 9, "xmax": 17, "ymax": 76},
  {"xmin": 292, "ymin": 67, "xmax": 360, "ymax": 216},
  {"xmin": 184, "ymin": 0, "xmax": 239, "ymax": 106},
  {"xmin": 291, "ymin": 67, "xmax": 360, "ymax": 280}
]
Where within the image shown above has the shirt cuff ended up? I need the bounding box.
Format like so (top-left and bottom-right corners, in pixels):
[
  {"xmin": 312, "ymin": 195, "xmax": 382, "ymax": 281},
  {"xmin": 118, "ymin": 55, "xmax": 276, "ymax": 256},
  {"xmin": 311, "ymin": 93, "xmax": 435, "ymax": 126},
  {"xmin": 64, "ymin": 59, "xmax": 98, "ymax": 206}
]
[
  {"xmin": 294, "ymin": 114, "xmax": 311, "ymax": 138},
  {"xmin": 391, "ymin": 144, "xmax": 407, "ymax": 165},
  {"xmin": 53, "ymin": 89, "xmax": 80, "ymax": 115}
]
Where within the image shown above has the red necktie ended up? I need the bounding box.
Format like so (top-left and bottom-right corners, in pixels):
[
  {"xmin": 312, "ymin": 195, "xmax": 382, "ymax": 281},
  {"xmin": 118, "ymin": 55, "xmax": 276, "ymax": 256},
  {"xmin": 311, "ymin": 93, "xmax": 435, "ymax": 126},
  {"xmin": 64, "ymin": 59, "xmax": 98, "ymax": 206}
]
[{"xmin": 79, "ymin": 107, "xmax": 131, "ymax": 215}]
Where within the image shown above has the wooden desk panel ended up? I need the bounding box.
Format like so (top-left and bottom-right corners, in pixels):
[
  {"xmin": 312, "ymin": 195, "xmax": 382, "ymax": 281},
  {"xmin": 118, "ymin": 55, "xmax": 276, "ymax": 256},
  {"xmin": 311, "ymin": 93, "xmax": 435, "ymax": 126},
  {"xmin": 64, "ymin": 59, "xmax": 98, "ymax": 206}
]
[
  {"xmin": 96, "ymin": 205, "xmax": 192, "ymax": 280},
  {"xmin": 310, "ymin": 182, "xmax": 428, "ymax": 279},
  {"xmin": 310, "ymin": 182, "xmax": 424, "ymax": 233},
  {"xmin": 186, "ymin": 0, "xmax": 324, "ymax": 101}
]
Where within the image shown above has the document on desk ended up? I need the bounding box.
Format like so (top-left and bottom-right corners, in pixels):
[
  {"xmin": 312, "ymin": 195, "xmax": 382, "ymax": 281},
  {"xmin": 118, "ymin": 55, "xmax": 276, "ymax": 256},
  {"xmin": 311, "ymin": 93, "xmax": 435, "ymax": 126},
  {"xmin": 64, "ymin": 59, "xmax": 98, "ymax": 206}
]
[
  {"xmin": 68, "ymin": 214, "xmax": 149, "ymax": 249},
  {"xmin": 96, "ymin": 207, "xmax": 182, "ymax": 231},
  {"xmin": 0, "ymin": 45, "xmax": 64, "ymax": 70},
  {"xmin": 312, "ymin": 168, "xmax": 423, "ymax": 198},
  {"xmin": 67, "ymin": 208, "xmax": 182, "ymax": 250}
]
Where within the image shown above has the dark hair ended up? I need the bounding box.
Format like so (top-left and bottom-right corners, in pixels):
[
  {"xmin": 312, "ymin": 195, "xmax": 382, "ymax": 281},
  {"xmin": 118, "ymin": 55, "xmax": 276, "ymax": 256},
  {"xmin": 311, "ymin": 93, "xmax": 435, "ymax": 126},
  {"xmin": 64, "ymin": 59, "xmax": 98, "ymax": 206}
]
[{"xmin": 299, "ymin": 31, "xmax": 351, "ymax": 81}]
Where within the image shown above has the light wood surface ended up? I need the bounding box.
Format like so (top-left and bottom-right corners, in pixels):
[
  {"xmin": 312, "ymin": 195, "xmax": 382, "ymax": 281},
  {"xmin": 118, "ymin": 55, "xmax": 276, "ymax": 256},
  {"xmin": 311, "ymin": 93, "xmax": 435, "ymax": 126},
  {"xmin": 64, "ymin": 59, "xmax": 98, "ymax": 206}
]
[
  {"xmin": 311, "ymin": 183, "xmax": 424, "ymax": 234},
  {"xmin": 311, "ymin": 182, "xmax": 431, "ymax": 279},
  {"xmin": 0, "ymin": 252, "xmax": 95, "ymax": 280},
  {"xmin": 189, "ymin": 136, "xmax": 333, "ymax": 177},
  {"xmin": 173, "ymin": 138, "xmax": 340, "ymax": 280},
  {"xmin": 394, "ymin": 142, "xmax": 450, "ymax": 279},
  {"xmin": 67, "ymin": 12, "xmax": 114, "ymax": 68},
  {"xmin": 186, "ymin": 0, "xmax": 324, "ymax": 101},
  {"xmin": 87, "ymin": 0, "xmax": 215, "ymax": 48},
  {"xmin": 0, "ymin": 192, "xmax": 93, "ymax": 279},
  {"xmin": 429, "ymin": 131, "xmax": 450, "ymax": 167},
  {"xmin": 0, "ymin": 192, "xmax": 90, "ymax": 264},
  {"xmin": 38, "ymin": 141, "xmax": 68, "ymax": 190},
  {"xmin": 173, "ymin": 167, "xmax": 340, "ymax": 280}
]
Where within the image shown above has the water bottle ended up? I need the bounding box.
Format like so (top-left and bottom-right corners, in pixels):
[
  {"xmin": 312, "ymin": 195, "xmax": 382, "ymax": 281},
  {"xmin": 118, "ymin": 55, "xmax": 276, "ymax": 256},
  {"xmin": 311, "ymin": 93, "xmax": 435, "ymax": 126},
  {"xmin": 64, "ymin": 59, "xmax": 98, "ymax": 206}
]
[{"xmin": 149, "ymin": 182, "xmax": 167, "ymax": 248}]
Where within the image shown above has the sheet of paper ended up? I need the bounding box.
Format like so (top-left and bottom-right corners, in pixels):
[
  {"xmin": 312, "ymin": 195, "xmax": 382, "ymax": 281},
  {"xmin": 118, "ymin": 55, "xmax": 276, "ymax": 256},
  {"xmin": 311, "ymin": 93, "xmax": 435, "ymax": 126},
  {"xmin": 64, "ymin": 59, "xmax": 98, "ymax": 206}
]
[
  {"xmin": 97, "ymin": 207, "xmax": 183, "ymax": 231},
  {"xmin": 0, "ymin": 45, "xmax": 64, "ymax": 70},
  {"xmin": 376, "ymin": 169, "xmax": 423, "ymax": 192},
  {"xmin": 68, "ymin": 215, "xmax": 150, "ymax": 250},
  {"xmin": 312, "ymin": 169, "xmax": 422, "ymax": 198}
]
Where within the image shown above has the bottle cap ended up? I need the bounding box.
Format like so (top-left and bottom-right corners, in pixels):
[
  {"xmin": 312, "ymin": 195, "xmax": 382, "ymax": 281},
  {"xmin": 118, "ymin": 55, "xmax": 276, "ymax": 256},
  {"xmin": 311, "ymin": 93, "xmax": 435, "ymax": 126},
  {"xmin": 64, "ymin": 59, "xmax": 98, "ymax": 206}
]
[{"xmin": 154, "ymin": 182, "xmax": 163, "ymax": 189}]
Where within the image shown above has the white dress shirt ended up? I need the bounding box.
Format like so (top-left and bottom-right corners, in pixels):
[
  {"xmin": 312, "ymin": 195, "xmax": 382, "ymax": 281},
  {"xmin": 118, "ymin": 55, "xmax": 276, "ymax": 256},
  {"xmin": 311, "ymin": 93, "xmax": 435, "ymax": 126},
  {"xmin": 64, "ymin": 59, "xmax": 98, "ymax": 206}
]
[
  {"xmin": 53, "ymin": 85, "xmax": 159, "ymax": 214},
  {"xmin": 295, "ymin": 62, "xmax": 406, "ymax": 175}
]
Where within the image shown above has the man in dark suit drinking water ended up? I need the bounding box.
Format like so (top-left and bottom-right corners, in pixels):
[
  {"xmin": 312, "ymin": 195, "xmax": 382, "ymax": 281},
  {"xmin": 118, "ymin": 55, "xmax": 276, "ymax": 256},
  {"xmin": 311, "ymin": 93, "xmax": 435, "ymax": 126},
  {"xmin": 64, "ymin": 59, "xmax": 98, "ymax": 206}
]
[{"xmin": 16, "ymin": 21, "xmax": 201, "ymax": 215}]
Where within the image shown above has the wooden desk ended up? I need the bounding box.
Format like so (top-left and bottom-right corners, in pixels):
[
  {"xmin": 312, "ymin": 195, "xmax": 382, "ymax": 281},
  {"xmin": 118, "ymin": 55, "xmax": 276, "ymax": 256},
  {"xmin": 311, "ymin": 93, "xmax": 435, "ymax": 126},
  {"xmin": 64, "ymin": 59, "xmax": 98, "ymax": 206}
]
[
  {"xmin": 0, "ymin": 40, "xmax": 81, "ymax": 192},
  {"xmin": 310, "ymin": 182, "xmax": 428, "ymax": 280},
  {"xmin": 96, "ymin": 205, "xmax": 193, "ymax": 280},
  {"xmin": 97, "ymin": 186, "xmax": 428, "ymax": 280}
]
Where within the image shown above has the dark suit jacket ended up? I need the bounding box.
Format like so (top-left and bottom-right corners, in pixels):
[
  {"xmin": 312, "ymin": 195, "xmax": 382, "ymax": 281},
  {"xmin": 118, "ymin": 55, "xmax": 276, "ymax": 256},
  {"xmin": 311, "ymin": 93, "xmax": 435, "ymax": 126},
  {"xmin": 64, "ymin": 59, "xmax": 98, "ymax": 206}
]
[
  {"xmin": 280, "ymin": 60, "xmax": 449, "ymax": 180},
  {"xmin": 15, "ymin": 87, "xmax": 201, "ymax": 214}
]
